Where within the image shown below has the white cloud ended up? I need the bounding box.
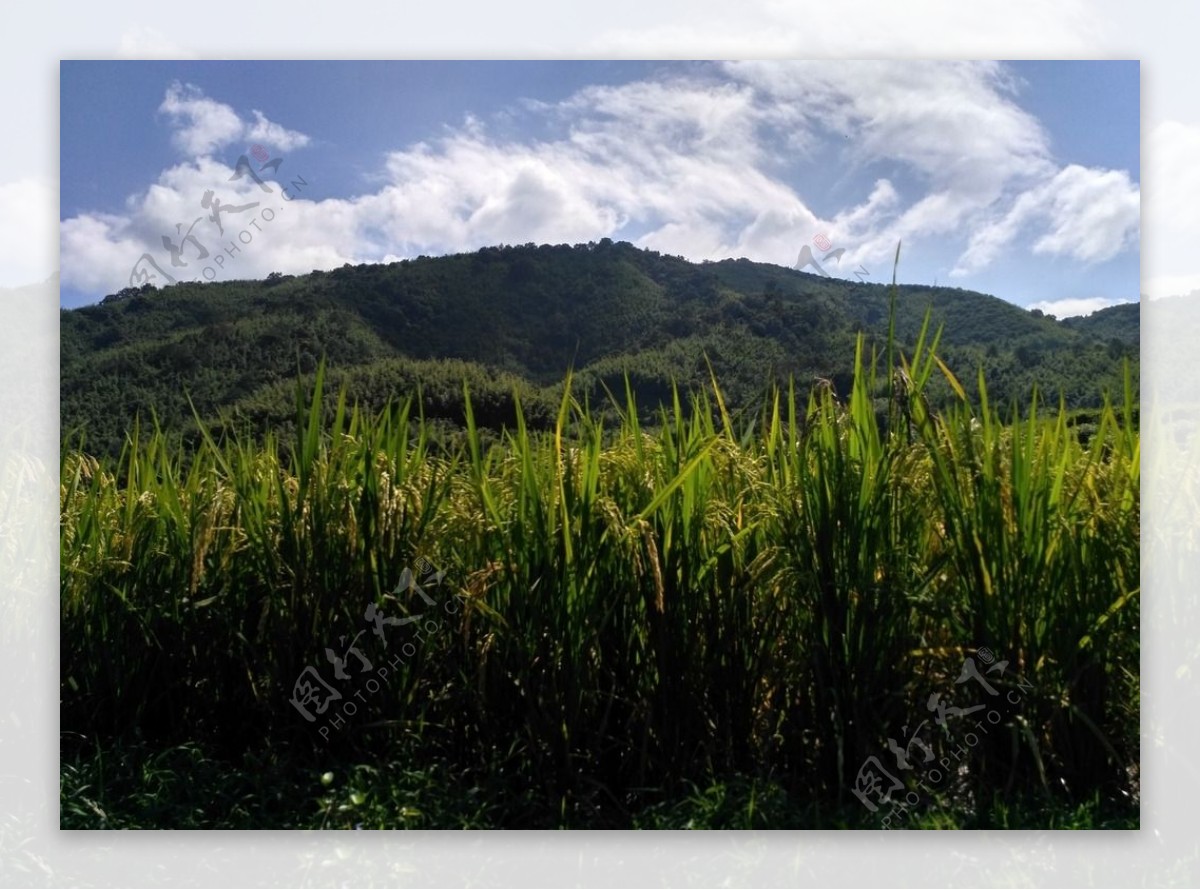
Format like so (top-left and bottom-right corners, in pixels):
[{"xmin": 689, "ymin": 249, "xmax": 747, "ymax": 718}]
[
  {"xmin": 1032, "ymin": 165, "xmax": 1139, "ymax": 261},
  {"xmin": 721, "ymin": 61, "xmax": 1135, "ymax": 276},
  {"xmin": 954, "ymin": 164, "xmax": 1139, "ymax": 276},
  {"xmin": 1027, "ymin": 296, "xmax": 1135, "ymax": 318},
  {"xmin": 245, "ymin": 110, "xmax": 311, "ymax": 153},
  {"xmin": 62, "ymin": 157, "xmax": 346, "ymax": 294},
  {"xmin": 61, "ymin": 63, "xmax": 1139, "ymax": 300},
  {"xmin": 65, "ymin": 72, "xmax": 817, "ymax": 296},
  {"xmin": 159, "ymin": 82, "xmax": 245, "ymax": 156},
  {"xmin": 372, "ymin": 75, "xmax": 815, "ymax": 263},
  {"xmin": 363, "ymin": 61, "xmax": 1071, "ymax": 274},
  {"xmin": 158, "ymin": 82, "xmax": 310, "ymax": 157},
  {"xmin": 951, "ymin": 190, "xmax": 1039, "ymax": 275},
  {"xmin": 726, "ymin": 60, "xmax": 1053, "ymax": 197}
]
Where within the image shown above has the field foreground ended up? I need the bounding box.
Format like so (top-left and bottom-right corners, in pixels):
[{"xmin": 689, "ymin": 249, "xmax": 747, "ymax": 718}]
[{"xmin": 60, "ymin": 326, "xmax": 1140, "ymax": 829}]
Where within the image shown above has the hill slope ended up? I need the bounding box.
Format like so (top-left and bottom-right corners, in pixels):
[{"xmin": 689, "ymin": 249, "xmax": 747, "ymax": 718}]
[
  {"xmin": 1060, "ymin": 301, "xmax": 1140, "ymax": 345},
  {"xmin": 61, "ymin": 240, "xmax": 1138, "ymax": 457}
]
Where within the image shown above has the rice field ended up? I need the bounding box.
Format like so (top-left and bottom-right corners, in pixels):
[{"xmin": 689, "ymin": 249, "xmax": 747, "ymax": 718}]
[{"xmin": 59, "ymin": 301, "xmax": 1140, "ymax": 828}]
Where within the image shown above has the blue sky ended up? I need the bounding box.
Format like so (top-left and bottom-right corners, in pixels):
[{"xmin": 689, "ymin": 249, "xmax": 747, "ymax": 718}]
[{"xmin": 59, "ymin": 60, "xmax": 1139, "ymax": 314}]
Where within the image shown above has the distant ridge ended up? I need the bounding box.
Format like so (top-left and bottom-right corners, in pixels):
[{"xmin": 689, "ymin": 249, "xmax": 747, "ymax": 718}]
[{"xmin": 62, "ymin": 240, "xmax": 1139, "ymax": 458}]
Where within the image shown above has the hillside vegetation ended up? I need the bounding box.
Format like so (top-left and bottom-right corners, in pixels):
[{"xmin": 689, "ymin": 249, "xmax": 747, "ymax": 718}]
[{"xmin": 62, "ymin": 240, "xmax": 1138, "ymax": 458}]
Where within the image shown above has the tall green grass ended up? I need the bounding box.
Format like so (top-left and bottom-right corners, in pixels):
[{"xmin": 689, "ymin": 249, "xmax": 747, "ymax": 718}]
[{"xmin": 61, "ymin": 291, "xmax": 1139, "ymax": 825}]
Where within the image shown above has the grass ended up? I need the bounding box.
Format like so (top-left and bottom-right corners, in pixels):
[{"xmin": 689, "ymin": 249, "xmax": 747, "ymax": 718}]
[
  {"xmin": 59, "ymin": 739, "xmax": 1137, "ymax": 830},
  {"xmin": 60, "ymin": 271, "xmax": 1139, "ymax": 829}
]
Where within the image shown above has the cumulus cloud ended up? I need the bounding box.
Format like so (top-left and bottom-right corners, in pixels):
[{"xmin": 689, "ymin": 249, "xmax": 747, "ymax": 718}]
[
  {"xmin": 158, "ymin": 82, "xmax": 310, "ymax": 157},
  {"xmin": 1026, "ymin": 296, "xmax": 1135, "ymax": 318},
  {"xmin": 245, "ymin": 110, "xmax": 312, "ymax": 153},
  {"xmin": 727, "ymin": 60, "xmax": 1053, "ymax": 195},
  {"xmin": 61, "ymin": 63, "xmax": 1139, "ymax": 300},
  {"xmin": 62, "ymin": 157, "xmax": 342, "ymax": 294},
  {"xmin": 710, "ymin": 61, "xmax": 1129, "ymax": 276},
  {"xmin": 368, "ymin": 74, "xmax": 818, "ymax": 263},
  {"xmin": 363, "ymin": 61, "xmax": 1066, "ymax": 274},
  {"xmin": 954, "ymin": 164, "xmax": 1139, "ymax": 276},
  {"xmin": 1032, "ymin": 166, "xmax": 1139, "ymax": 260}
]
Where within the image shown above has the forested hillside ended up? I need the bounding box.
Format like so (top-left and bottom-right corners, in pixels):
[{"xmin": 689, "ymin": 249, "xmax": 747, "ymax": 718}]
[{"xmin": 61, "ymin": 240, "xmax": 1138, "ymax": 457}]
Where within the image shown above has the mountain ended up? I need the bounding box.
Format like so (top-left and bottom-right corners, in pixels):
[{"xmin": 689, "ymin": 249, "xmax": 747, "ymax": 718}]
[
  {"xmin": 61, "ymin": 240, "xmax": 1139, "ymax": 458},
  {"xmin": 1060, "ymin": 301, "xmax": 1140, "ymax": 346}
]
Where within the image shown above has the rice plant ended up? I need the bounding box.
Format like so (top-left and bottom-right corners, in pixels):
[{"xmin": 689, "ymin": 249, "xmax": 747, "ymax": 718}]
[{"xmin": 60, "ymin": 291, "xmax": 1140, "ymax": 827}]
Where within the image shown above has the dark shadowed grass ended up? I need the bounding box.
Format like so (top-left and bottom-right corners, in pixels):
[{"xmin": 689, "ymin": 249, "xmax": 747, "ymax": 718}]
[{"xmin": 59, "ymin": 738, "xmax": 1137, "ymax": 830}]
